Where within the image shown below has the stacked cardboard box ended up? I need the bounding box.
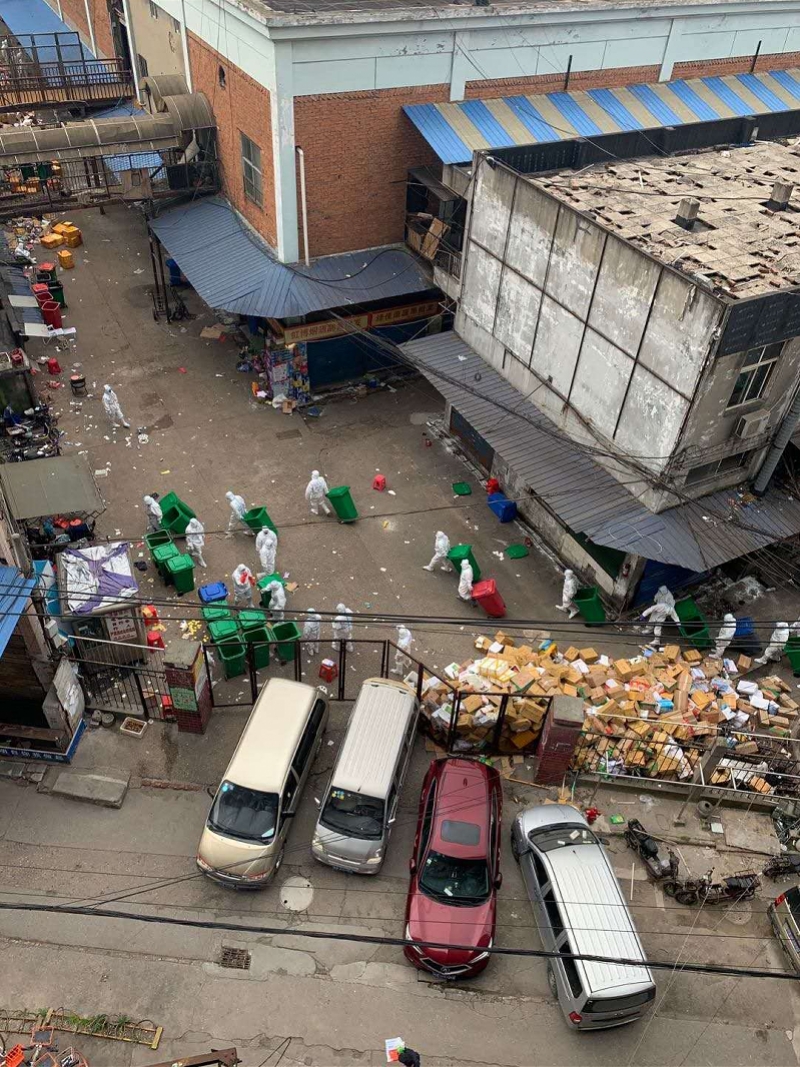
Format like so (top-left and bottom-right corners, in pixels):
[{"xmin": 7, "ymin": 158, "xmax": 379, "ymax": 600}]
[{"xmin": 420, "ymin": 633, "xmax": 797, "ymax": 788}]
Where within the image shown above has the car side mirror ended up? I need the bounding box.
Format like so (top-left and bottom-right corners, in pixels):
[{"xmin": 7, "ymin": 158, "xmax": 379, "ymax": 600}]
[
  {"xmin": 494, "ymin": 872, "xmax": 503, "ymax": 889},
  {"xmin": 388, "ymin": 816, "xmax": 397, "ymax": 826},
  {"xmin": 409, "ymin": 856, "xmax": 417, "ymax": 873}
]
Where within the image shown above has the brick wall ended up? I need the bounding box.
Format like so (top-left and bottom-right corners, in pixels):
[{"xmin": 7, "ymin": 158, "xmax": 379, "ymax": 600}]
[
  {"xmin": 188, "ymin": 33, "xmax": 277, "ymax": 249},
  {"xmin": 673, "ymin": 52, "xmax": 800, "ymax": 78},
  {"xmin": 293, "ymin": 83, "xmax": 448, "ymax": 258},
  {"xmin": 57, "ymin": 0, "xmax": 115, "ymax": 58},
  {"xmin": 465, "ymin": 65, "xmax": 661, "ymax": 98}
]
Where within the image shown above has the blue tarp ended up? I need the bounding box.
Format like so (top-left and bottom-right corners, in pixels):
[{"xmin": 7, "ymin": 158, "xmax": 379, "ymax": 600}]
[
  {"xmin": 0, "ymin": 565, "xmax": 35, "ymax": 660},
  {"xmin": 0, "ymin": 0, "xmax": 94, "ymax": 61},
  {"xmin": 149, "ymin": 196, "xmax": 433, "ymax": 319}
]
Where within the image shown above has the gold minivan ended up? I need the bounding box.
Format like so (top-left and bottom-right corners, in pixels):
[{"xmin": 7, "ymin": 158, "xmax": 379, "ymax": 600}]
[
  {"xmin": 196, "ymin": 678, "xmax": 327, "ymax": 887},
  {"xmin": 769, "ymin": 885, "xmax": 800, "ymax": 972}
]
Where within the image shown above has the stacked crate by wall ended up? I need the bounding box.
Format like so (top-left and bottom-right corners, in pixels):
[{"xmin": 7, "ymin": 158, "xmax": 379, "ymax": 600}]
[{"xmin": 164, "ymin": 642, "xmax": 213, "ymax": 734}]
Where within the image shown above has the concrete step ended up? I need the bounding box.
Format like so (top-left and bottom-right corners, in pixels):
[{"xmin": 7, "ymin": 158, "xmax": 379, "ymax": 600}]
[{"xmin": 45, "ymin": 770, "xmax": 130, "ymax": 809}]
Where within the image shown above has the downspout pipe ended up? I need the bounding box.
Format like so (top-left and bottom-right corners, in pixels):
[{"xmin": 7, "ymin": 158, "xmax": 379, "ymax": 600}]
[
  {"xmin": 296, "ymin": 145, "xmax": 310, "ymax": 267},
  {"xmin": 83, "ymin": 0, "xmax": 97, "ymax": 56},
  {"xmin": 179, "ymin": 0, "xmax": 193, "ymax": 92},
  {"xmin": 753, "ymin": 387, "xmax": 800, "ymax": 495}
]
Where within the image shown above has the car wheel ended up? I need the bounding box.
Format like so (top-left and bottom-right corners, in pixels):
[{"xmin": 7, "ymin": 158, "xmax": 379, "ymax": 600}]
[
  {"xmin": 547, "ymin": 962, "xmax": 558, "ymax": 998},
  {"xmin": 510, "ymin": 830, "xmax": 520, "ymax": 863}
]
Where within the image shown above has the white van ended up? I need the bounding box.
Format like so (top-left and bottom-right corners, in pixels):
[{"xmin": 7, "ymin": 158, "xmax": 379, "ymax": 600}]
[
  {"xmin": 312, "ymin": 677, "xmax": 418, "ymax": 874},
  {"xmin": 197, "ymin": 678, "xmax": 327, "ymax": 887},
  {"xmin": 511, "ymin": 805, "xmax": 655, "ymax": 1029}
]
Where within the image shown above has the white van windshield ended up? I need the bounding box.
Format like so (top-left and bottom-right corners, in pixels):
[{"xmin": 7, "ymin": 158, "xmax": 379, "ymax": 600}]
[
  {"xmin": 320, "ymin": 788, "xmax": 384, "ymax": 840},
  {"xmin": 209, "ymin": 780, "xmax": 279, "ymax": 842}
]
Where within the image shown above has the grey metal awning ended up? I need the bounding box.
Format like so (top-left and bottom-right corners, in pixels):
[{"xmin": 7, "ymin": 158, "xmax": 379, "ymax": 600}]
[
  {"xmin": 401, "ymin": 330, "xmax": 800, "ymax": 572},
  {"xmin": 0, "ymin": 454, "xmax": 104, "ymax": 520},
  {"xmin": 149, "ymin": 196, "xmax": 434, "ymax": 319}
]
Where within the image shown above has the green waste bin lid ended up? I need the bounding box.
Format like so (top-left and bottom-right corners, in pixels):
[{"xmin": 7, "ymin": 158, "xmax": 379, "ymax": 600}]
[
  {"xmin": 257, "ymin": 572, "xmax": 286, "ymax": 590},
  {"xmin": 166, "ymin": 553, "xmax": 194, "ymax": 573},
  {"xmin": 153, "ymin": 543, "xmax": 180, "ymax": 564},
  {"xmin": 326, "ymin": 486, "xmax": 351, "ymax": 499},
  {"xmin": 202, "ymin": 605, "xmax": 232, "ymax": 622},
  {"xmin": 505, "ymin": 544, "xmax": 529, "ymax": 559},
  {"xmin": 239, "ymin": 609, "xmax": 267, "ymax": 629},
  {"xmin": 209, "ymin": 619, "xmax": 240, "ymax": 642},
  {"xmin": 452, "ymin": 482, "xmax": 472, "ymax": 496}
]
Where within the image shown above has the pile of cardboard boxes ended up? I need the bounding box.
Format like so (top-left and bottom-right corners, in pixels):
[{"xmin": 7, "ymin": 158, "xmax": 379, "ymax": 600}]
[{"xmin": 421, "ymin": 632, "xmax": 799, "ymax": 790}]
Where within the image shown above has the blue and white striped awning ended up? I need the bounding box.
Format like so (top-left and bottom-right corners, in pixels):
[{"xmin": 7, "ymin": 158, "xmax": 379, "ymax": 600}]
[{"xmin": 405, "ymin": 69, "xmax": 800, "ymax": 165}]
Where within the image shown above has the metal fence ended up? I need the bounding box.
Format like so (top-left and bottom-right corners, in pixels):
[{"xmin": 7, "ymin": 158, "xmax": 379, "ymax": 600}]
[
  {"xmin": 69, "ymin": 635, "xmax": 171, "ymax": 719},
  {"xmin": 0, "ymin": 31, "xmax": 134, "ymax": 108}
]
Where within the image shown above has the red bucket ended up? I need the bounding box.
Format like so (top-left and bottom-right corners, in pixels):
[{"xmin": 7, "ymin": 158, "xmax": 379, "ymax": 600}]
[
  {"xmin": 41, "ymin": 300, "xmax": 62, "ymax": 329},
  {"xmin": 34, "ymin": 288, "xmax": 51, "ymax": 307}
]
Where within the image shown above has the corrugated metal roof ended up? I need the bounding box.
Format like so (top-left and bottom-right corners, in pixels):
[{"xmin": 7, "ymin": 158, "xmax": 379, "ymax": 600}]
[
  {"xmin": 0, "ymin": 0, "xmax": 94, "ymax": 60},
  {"xmin": 401, "ymin": 331, "xmax": 800, "ymax": 572},
  {"xmin": 404, "ymin": 69, "xmax": 800, "ymax": 165},
  {"xmin": 0, "ymin": 564, "xmax": 35, "ymax": 660},
  {"xmin": 149, "ymin": 197, "xmax": 433, "ymax": 318}
]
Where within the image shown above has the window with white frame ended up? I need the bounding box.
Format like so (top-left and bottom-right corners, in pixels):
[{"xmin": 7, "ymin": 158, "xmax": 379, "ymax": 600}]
[
  {"xmin": 726, "ymin": 342, "xmax": 783, "ymax": 409},
  {"xmin": 240, "ymin": 133, "xmax": 263, "ymax": 207}
]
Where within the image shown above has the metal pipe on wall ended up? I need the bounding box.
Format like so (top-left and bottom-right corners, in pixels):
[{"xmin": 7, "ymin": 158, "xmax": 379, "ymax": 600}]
[
  {"xmin": 83, "ymin": 0, "xmax": 97, "ymax": 56},
  {"xmin": 753, "ymin": 386, "xmax": 800, "ymax": 495},
  {"xmin": 179, "ymin": 0, "xmax": 193, "ymax": 92},
  {"xmin": 120, "ymin": 0, "xmax": 141, "ymax": 101},
  {"xmin": 296, "ymin": 146, "xmax": 310, "ymax": 267}
]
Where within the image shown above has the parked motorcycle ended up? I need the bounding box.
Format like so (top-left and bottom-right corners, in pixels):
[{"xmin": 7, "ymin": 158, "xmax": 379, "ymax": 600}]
[
  {"xmin": 763, "ymin": 853, "xmax": 800, "ymax": 880},
  {"xmin": 667, "ymin": 869, "xmax": 761, "ymax": 906},
  {"xmin": 624, "ymin": 819, "xmax": 680, "ymax": 883}
]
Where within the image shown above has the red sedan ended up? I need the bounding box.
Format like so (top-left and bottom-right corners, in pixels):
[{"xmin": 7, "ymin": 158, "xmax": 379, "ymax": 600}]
[{"xmin": 404, "ymin": 757, "xmax": 502, "ymax": 979}]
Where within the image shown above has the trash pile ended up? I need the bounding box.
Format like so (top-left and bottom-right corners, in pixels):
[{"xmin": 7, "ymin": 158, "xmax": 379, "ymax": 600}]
[{"xmin": 420, "ymin": 632, "xmax": 799, "ymax": 791}]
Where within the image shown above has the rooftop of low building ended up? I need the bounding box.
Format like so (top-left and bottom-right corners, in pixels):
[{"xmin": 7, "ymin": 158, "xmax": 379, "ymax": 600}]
[{"xmin": 533, "ymin": 138, "xmax": 800, "ymax": 300}]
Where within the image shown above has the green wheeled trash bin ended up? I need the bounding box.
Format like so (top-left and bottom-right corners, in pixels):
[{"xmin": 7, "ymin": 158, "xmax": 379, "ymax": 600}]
[
  {"xmin": 152, "ymin": 541, "xmax": 180, "ymax": 581},
  {"xmin": 239, "ymin": 609, "xmax": 267, "ymax": 632},
  {"xmin": 674, "ymin": 597, "xmax": 712, "ymax": 650},
  {"xmin": 166, "ymin": 553, "xmax": 195, "ymax": 594},
  {"xmin": 447, "ymin": 544, "xmax": 481, "ymax": 583},
  {"xmin": 159, "ymin": 491, "xmax": 196, "ymax": 535},
  {"xmin": 327, "ymin": 486, "xmax": 358, "ymax": 523},
  {"xmin": 245, "ymin": 624, "xmax": 271, "ymax": 669},
  {"xmin": 208, "ymin": 619, "xmax": 240, "ymax": 644},
  {"xmin": 242, "ymin": 507, "xmax": 277, "ymax": 535},
  {"xmin": 145, "ymin": 529, "xmax": 172, "ymax": 554},
  {"xmin": 271, "ymin": 621, "xmax": 301, "ymax": 664},
  {"xmin": 217, "ymin": 640, "xmax": 246, "ymax": 679},
  {"xmin": 572, "ymin": 586, "xmax": 606, "ymax": 626},
  {"xmin": 786, "ymin": 636, "xmax": 800, "ymax": 676},
  {"xmin": 202, "ymin": 605, "xmax": 232, "ymax": 624},
  {"xmin": 257, "ymin": 572, "xmax": 286, "ymax": 609}
]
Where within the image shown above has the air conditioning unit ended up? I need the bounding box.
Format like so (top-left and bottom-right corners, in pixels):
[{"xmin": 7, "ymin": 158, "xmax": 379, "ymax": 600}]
[{"xmin": 734, "ymin": 409, "xmax": 770, "ymax": 440}]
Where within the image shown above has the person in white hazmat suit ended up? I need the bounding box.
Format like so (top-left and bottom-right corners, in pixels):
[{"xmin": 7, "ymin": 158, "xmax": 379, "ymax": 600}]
[
  {"xmin": 185, "ymin": 517, "xmax": 207, "ymax": 568},
  {"xmin": 303, "ymin": 609, "xmax": 322, "ymax": 657},
  {"xmin": 255, "ymin": 526, "xmax": 278, "ymax": 577},
  {"xmin": 305, "ymin": 470, "xmax": 332, "ymax": 516},
  {"xmin": 332, "ymin": 603, "xmax": 354, "ymax": 651},
  {"xmin": 102, "ymin": 384, "xmax": 130, "ymax": 428},
  {"xmin": 266, "ymin": 580, "xmax": 286, "ymax": 622},
  {"xmin": 392, "ymin": 624, "xmax": 414, "ymax": 676},
  {"xmin": 654, "ymin": 585, "xmax": 676, "ymax": 611},
  {"xmin": 225, "ymin": 491, "xmax": 251, "ymax": 537},
  {"xmin": 640, "ymin": 599, "xmax": 679, "ymax": 646},
  {"xmin": 555, "ymin": 569, "xmax": 580, "ymax": 618},
  {"xmin": 714, "ymin": 613, "xmax": 737, "ymax": 660},
  {"xmin": 143, "ymin": 495, "xmax": 162, "ymax": 534},
  {"xmin": 423, "ymin": 531, "xmax": 452, "ymax": 572},
  {"xmin": 232, "ymin": 563, "xmax": 254, "ymax": 607},
  {"xmin": 756, "ymin": 622, "xmax": 790, "ymax": 665},
  {"xmin": 458, "ymin": 559, "xmax": 474, "ymax": 602}
]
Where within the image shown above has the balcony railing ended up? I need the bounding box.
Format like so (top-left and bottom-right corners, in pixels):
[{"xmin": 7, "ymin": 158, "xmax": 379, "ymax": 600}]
[{"xmin": 0, "ymin": 58, "xmax": 135, "ymax": 109}]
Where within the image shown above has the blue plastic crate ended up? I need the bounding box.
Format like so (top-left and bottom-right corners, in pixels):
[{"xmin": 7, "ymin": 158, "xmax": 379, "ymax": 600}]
[
  {"xmin": 488, "ymin": 493, "xmax": 518, "ymax": 523},
  {"xmin": 198, "ymin": 581, "xmax": 228, "ymax": 604}
]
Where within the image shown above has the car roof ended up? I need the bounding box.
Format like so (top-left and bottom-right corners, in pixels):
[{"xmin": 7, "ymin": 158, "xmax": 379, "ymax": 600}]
[
  {"xmin": 520, "ymin": 804, "xmax": 589, "ymax": 833},
  {"xmin": 227, "ymin": 678, "xmax": 318, "ymax": 792},
  {"xmin": 332, "ymin": 678, "xmax": 417, "ymax": 800},
  {"xmin": 545, "ymin": 843, "xmax": 652, "ymax": 994},
  {"xmin": 430, "ymin": 758, "xmax": 492, "ymax": 858}
]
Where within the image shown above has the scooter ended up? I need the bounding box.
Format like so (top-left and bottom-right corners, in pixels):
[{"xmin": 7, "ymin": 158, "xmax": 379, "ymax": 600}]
[
  {"xmin": 624, "ymin": 819, "xmax": 680, "ymax": 883},
  {"xmin": 763, "ymin": 853, "xmax": 800, "ymax": 880},
  {"xmin": 667, "ymin": 869, "xmax": 760, "ymax": 906}
]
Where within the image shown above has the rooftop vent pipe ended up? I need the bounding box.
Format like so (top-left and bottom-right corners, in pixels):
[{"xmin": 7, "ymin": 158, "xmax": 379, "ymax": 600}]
[
  {"xmin": 675, "ymin": 197, "xmax": 700, "ymax": 231},
  {"xmin": 767, "ymin": 180, "xmax": 794, "ymax": 211}
]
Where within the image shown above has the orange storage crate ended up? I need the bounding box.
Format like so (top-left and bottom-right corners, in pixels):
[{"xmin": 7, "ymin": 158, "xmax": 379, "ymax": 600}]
[{"xmin": 57, "ymin": 248, "xmax": 74, "ymax": 269}]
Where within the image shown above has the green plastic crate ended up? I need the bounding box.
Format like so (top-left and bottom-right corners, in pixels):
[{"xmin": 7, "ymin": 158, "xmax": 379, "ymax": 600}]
[
  {"xmin": 271, "ymin": 621, "xmax": 301, "ymax": 663},
  {"xmin": 327, "ymin": 485, "xmax": 358, "ymax": 523},
  {"xmin": 166, "ymin": 553, "xmax": 195, "ymax": 594}
]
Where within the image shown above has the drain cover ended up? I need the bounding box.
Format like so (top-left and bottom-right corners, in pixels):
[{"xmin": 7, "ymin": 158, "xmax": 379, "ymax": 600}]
[
  {"xmin": 276, "ymin": 429, "xmax": 302, "ymax": 440},
  {"xmin": 220, "ymin": 946, "xmax": 251, "ymax": 969}
]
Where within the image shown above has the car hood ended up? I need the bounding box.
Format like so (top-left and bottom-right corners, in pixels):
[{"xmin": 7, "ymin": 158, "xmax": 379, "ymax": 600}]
[
  {"xmin": 407, "ymin": 888, "xmax": 494, "ymax": 959},
  {"xmin": 198, "ymin": 825, "xmax": 272, "ymax": 876}
]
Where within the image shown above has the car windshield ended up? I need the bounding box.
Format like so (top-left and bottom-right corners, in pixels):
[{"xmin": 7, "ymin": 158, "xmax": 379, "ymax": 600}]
[
  {"xmin": 208, "ymin": 780, "xmax": 279, "ymax": 843},
  {"xmin": 320, "ymin": 788, "xmax": 385, "ymax": 840},
  {"xmin": 419, "ymin": 849, "xmax": 490, "ymax": 905},
  {"xmin": 529, "ymin": 826, "xmax": 598, "ymax": 853}
]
